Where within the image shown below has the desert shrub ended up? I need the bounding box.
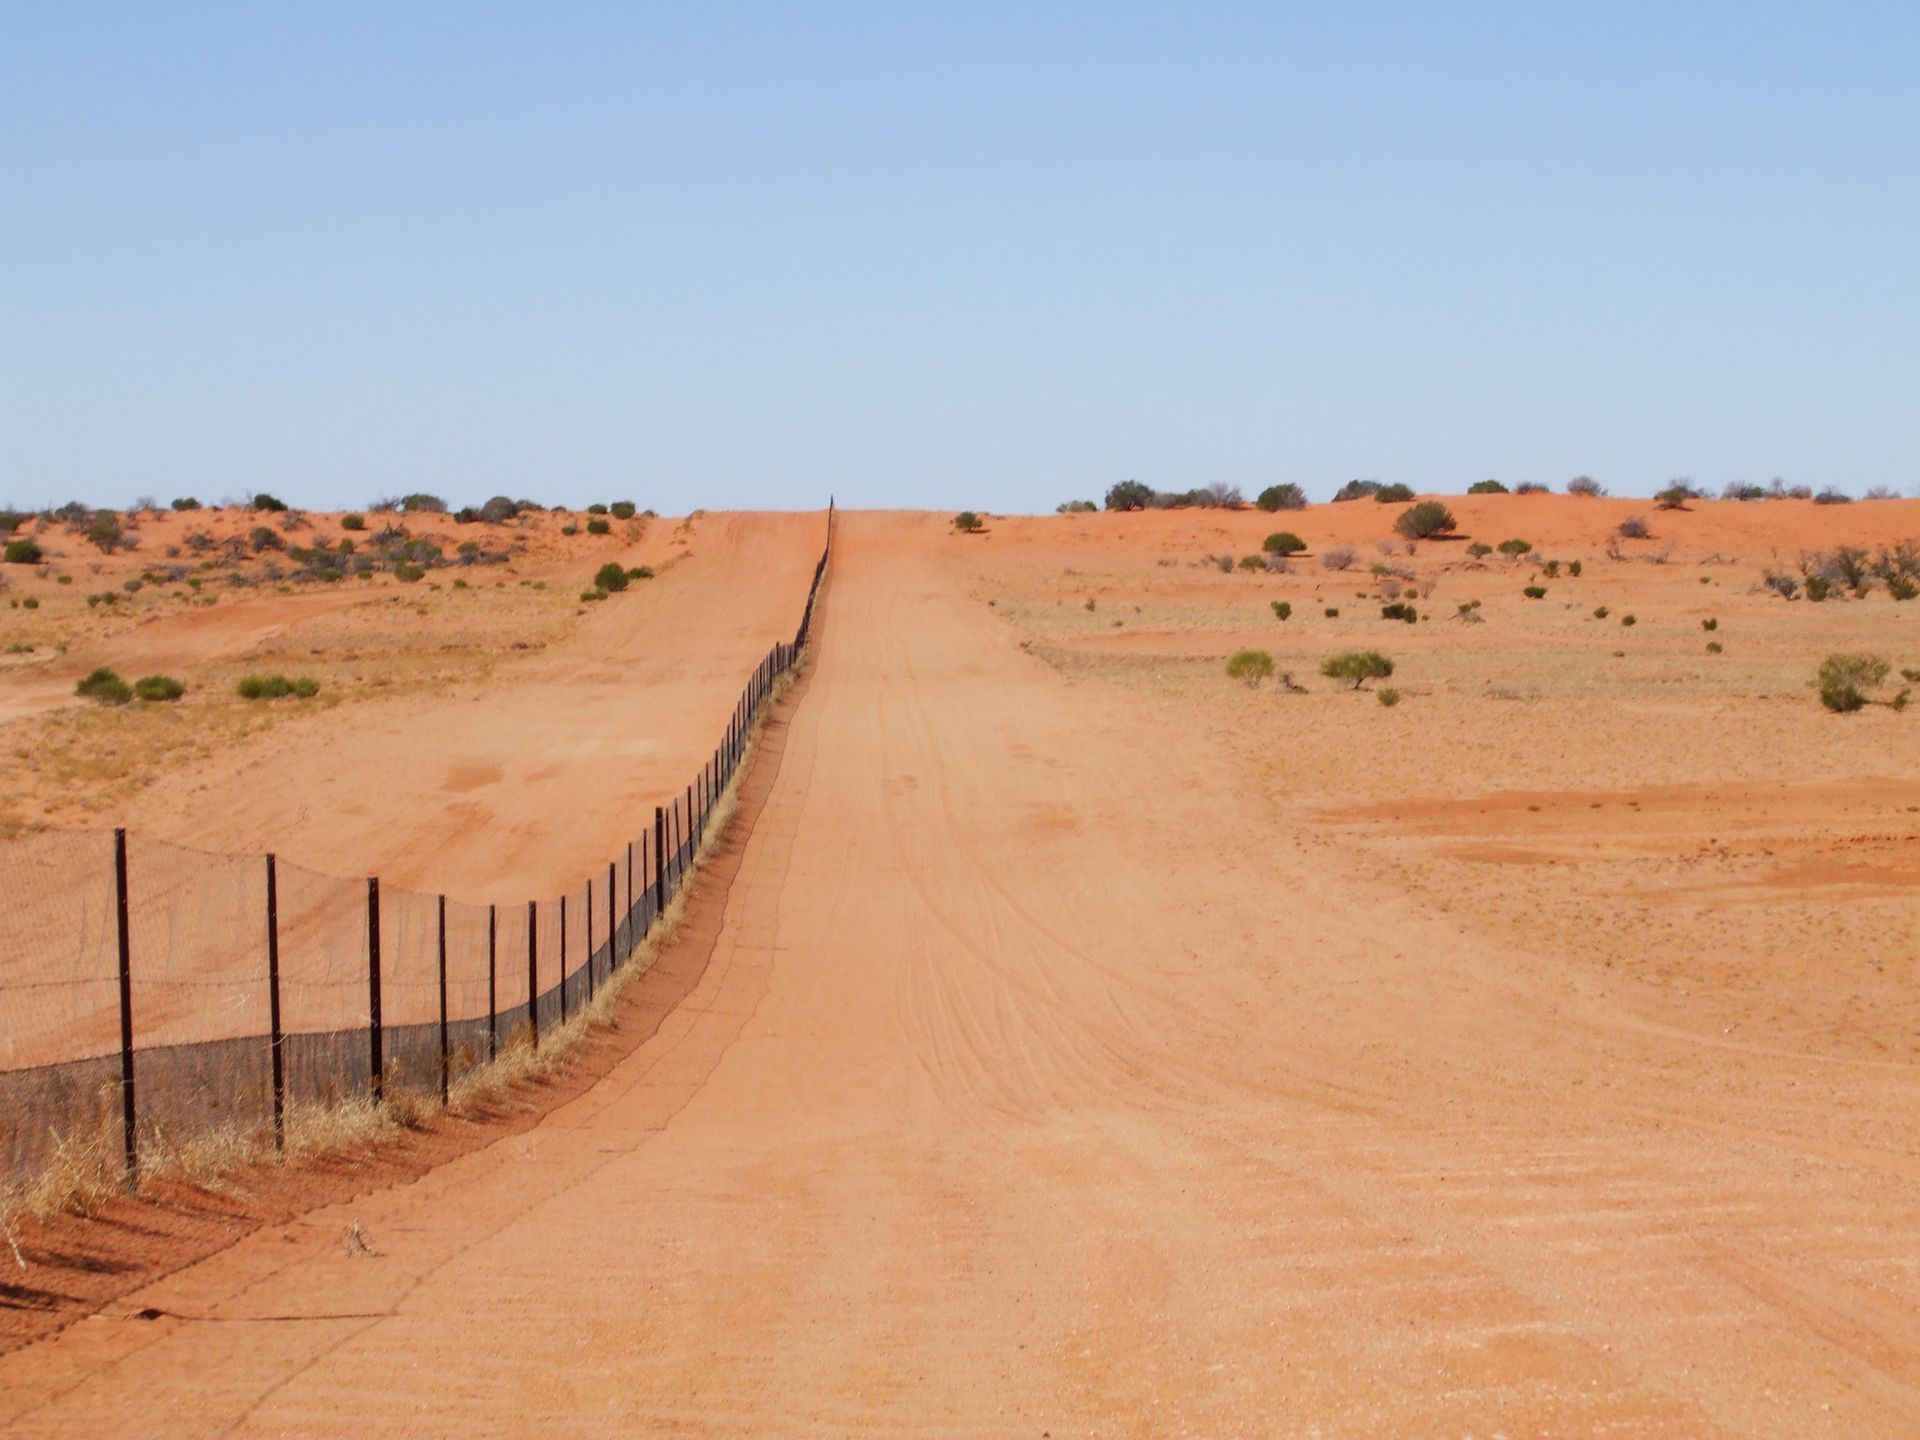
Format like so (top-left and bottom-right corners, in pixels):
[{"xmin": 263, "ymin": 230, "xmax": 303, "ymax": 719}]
[
  {"xmin": 1831, "ymin": 545, "xmax": 1873, "ymax": 593},
  {"xmin": 1620, "ymin": 613, "xmax": 1637, "ymax": 627},
  {"xmin": 21, "ymin": 596, "xmax": 38, "ymax": 609},
  {"xmin": 1761, "ymin": 570, "xmax": 1799, "ymax": 600},
  {"xmin": 252, "ymin": 493, "xmax": 288, "ymax": 512},
  {"xmin": 4, "ymin": 538, "xmax": 42, "ymax": 564},
  {"xmin": 133, "ymin": 674, "xmax": 185, "ymax": 702},
  {"xmin": 1105, "ymin": 479, "xmax": 1153, "ymax": 511},
  {"xmin": 400, "ymin": 493, "xmax": 446, "ymax": 513},
  {"xmin": 1805, "ymin": 575, "xmax": 1831, "ymax": 602},
  {"xmin": 1056, "ymin": 499, "xmax": 1097, "ymax": 513},
  {"xmin": 1225, "ymin": 649, "xmax": 1275, "ymax": 688},
  {"xmin": 1321, "ymin": 650, "xmax": 1394, "ymax": 689},
  {"xmin": 1890, "ymin": 577, "xmax": 1920, "ymax": 602},
  {"xmin": 1723, "ymin": 481, "xmax": 1765, "ymax": 501},
  {"xmin": 84, "ymin": 512, "xmax": 125, "ymax": 552},
  {"xmin": 1567, "ymin": 475, "xmax": 1606, "ymax": 497},
  {"xmin": 1255, "ymin": 483, "xmax": 1306, "ymax": 512},
  {"xmin": 1522, "ymin": 585, "xmax": 1547, "ymax": 599},
  {"xmin": 1321, "ymin": 545, "xmax": 1357, "ymax": 571},
  {"xmin": 1237, "ymin": 554, "xmax": 1265, "ymax": 571},
  {"xmin": 1812, "ymin": 487, "xmax": 1852, "ymax": 505},
  {"xmin": 76, "ymin": 667, "xmax": 133, "ymax": 704},
  {"xmin": 1655, "ymin": 482, "xmax": 1696, "ymax": 510},
  {"xmin": 587, "ymin": 503, "xmax": 609, "ymax": 515},
  {"xmin": 1324, "ymin": 606, "xmax": 1339, "ymax": 618},
  {"xmin": 1702, "ymin": 617, "xmax": 1718, "ymax": 631},
  {"xmin": 1568, "ymin": 559, "xmax": 1582, "ymax": 577},
  {"xmin": 594, "ymin": 561, "xmax": 630, "ymax": 593},
  {"xmin": 1468, "ymin": 479, "xmax": 1508, "ymax": 494},
  {"xmin": 250, "ymin": 525, "xmax": 285, "ymax": 553},
  {"xmin": 628, "ymin": 565, "xmax": 654, "ymax": 580},
  {"xmin": 170, "ymin": 496, "xmax": 201, "ymax": 511},
  {"xmin": 1514, "ymin": 481, "xmax": 1551, "ymax": 495},
  {"xmin": 1903, "ymin": 669, "xmax": 1920, "ymax": 683},
  {"xmin": 1373, "ymin": 483, "xmax": 1416, "ymax": 504},
  {"xmin": 586, "ymin": 517, "xmax": 611, "ymax": 535},
  {"xmin": 1377, "ymin": 687, "xmax": 1402, "ymax": 707},
  {"xmin": 1394, "ymin": 500, "xmax": 1455, "ymax": 540},
  {"xmin": 1271, "ymin": 601, "xmax": 1292, "ymax": 621},
  {"xmin": 393, "ymin": 562, "xmax": 426, "ymax": 583},
  {"xmin": 1616, "ymin": 515, "xmax": 1651, "ymax": 539},
  {"xmin": 610, "ymin": 500, "xmax": 638, "ymax": 520},
  {"xmin": 1084, "ymin": 597, "xmax": 1096, "ymax": 611},
  {"xmin": 1496, "ymin": 538, "xmax": 1531, "ymax": 558},
  {"xmin": 478, "ymin": 496, "xmax": 519, "ymax": 524},
  {"xmin": 1817, "ymin": 653, "xmax": 1890, "ymax": 712},
  {"xmin": 341, "ymin": 513, "xmax": 366, "ymax": 531},
  {"xmin": 1262, "ymin": 531, "xmax": 1307, "ymax": 557},
  {"xmin": 955, "ymin": 511, "xmax": 984, "ymax": 532},
  {"xmin": 1466, "ymin": 542, "xmax": 1492, "ymax": 558},
  {"xmin": 1380, "ymin": 602, "xmax": 1417, "ymax": 623},
  {"xmin": 1706, "ymin": 641, "xmax": 1723, "ymax": 654},
  {"xmin": 1542, "ymin": 560, "xmax": 1560, "ymax": 578},
  {"xmin": 580, "ymin": 589, "xmax": 606, "ymax": 602},
  {"xmin": 1332, "ymin": 479, "xmax": 1381, "ymax": 503},
  {"xmin": 237, "ymin": 673, "xmax": 319, "ymax": 699}
]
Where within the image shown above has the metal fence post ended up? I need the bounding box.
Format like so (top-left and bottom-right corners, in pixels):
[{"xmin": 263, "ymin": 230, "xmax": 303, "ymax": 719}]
[
  {"xmin": 113, "ymin": 828, "xmax": 137, "ymax": 1189},
  {"xmin": 367, "ymin": 877, "xmax": 383, "ymax": 1102},
  {"xmin": 266, "ymin": 853, "xmax": 284, "ymax": 1153},
  {"xmin": 437, "ymin": 893, "xmax": 450, "ymax": 1106},
  {"xmin": 559, "ymin": 892, "xmax": 568, "ymax": 1026},
  {"xmin": 584, "ymin": 879, "xmax": 595, "ymax": 1005},
  {"xmin": 607, "ymin": 860, "xmax": 617, "ymax": 974},
  {"xmin": 654, "ymin": 806, "xmax": 666, "ymax": 918},
  {"xmin": 487, "ymin": 902, "xmax": 498, "ymax": 1061},
  {"xmin": 527, "ymin": 899, "xmax": 539, "ymax": 1050}
]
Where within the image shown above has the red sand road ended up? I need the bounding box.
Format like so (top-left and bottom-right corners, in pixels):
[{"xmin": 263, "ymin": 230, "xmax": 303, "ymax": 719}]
[{"xmin": 4, "ymin": 511, "xmax": 1920, "ymax": 1435}]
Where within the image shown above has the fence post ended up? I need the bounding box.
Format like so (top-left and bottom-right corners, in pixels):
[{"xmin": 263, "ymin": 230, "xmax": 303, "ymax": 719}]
[
  {"xmin": 623, "ymin": 848, "xmax": 632, "ymax": 954},
  {"xmin": 654, "ymin": 806, "xmax": 666, "ymax": 916},
  {"xmin": 266, "ymin": 853, "xmax": 284, "ymax": 1153},
  {"xmin": 436, "ymin": 893, "xmax": 450, "ymax": 1107},
  {"xmin": 558, "ymin": 892, "xmax": 568, "ymax": 1026},
  {"xmin": 113, "ymin": 828, "xmax": 137, "ymax": 1189},
  {"xmin": 367, "ymin": 877, "xmax": 383, "ymax": 1102},
  {"xmin": 584, "ymin": 879, "xmax": 594, "ymax": 1005},
  {"xmin": 487, "ymin": 903, "xmax": 498, "ymax": 1061},
  {"xmin": 607, "ymin": 861, "xmax": 617, "ymax": 974},
  {"xmin": 527, "ymin": 899, "xmax": 538, "ymax": 1050}
]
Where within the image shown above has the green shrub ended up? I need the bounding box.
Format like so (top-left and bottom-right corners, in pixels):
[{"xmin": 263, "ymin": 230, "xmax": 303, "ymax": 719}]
[
  {"xmin": 1817, "ymin": 653, "xmax": 1890, "ymax": 712},
  {"xmin": 1620, "ymin": 614, "xmax": 1637, "ymax": 627},
  {"xmin": 1805, "ymin": 575, "xmax": 1831, "ymax": 602},
  {"xmin": 1377, "ymin": 686, "xmax": 1402, "ymax": 707},
  {"xmin": 1496, "ymin": 538, "xmax": 1532, "ymax": 558},
  {"xmin": 610, "ymin": 500, "xmax": 637, "ymax": 520},
  {"xmin": 581, "ymin": 589, "xmax": 606, "ymax": 602},
  {"xmin": 587, "ymin": 502, "xmax": 609, "ymax": 515},
  {"xmin": 341, "ymin": 513, "xmax": 366, "ymax": 531},
  {"xmin": 560, "ymin": 524, "xmax": 579, "ymax": 536},
  {"xmin": 954, "ymin": 511, "xmax": 984, "ymax": 533},
  {"xmin": 1271, "ymin": 601, "xmax": 1292, "ymax": 621},
  {"xmin": 1373, "ymin": 482, "xmax": 1416, "ymax": 503},
  {"xmin": 1263, "ymin": 531, "xmax": 1307, "ymax": 556},
  {"xmin": 252, "ymin": 493, "xmax": 288, "ymax": 512},
  {"xmin": 1321, "ymin": 650, "xmax": 1394, "ymax": 689},
  {"xmin": 394, "ymin": 562, "xmax": 426, "ymax": 583},
  {"xmin": 238, "ymin": 673, "xmax": 319, "ymax": 699},
  {"xmin": 1542, "ymin": 560, "xmax": 1560, "ymax": 578},
  {"xmin": 85, "ymin": 513, "xmax": 124, "ymax": 552},
  {"xmin": 1394, "ymin": 500, "xmax": 1456, "ymax": 540},
  {"xmin": 1889, "ymin": 577, "xmax": 1919, "ymax": 602},
  {"xmin": 1522, "ymin": 585, "xmax": 1547, "ymax": 599},
  {"xmin": 1254, "ymin": 483, "xmax": 1306, "ymax": 512},
  {"xmin": 134, "ymin": 674, "xmax": 185, "ymax": 702},
  {"xmin": 1225, "ymin": 649, "xmax": 1275, "ymax": 688},
  {"xmin": 1706, "ymin": 641, "xmax": 1723, "ymax": 654},
  {"xmin": 76, "ymin": 667, "xmax": 132, "ymax": 704},
  {"xmin": 1237, "ymin": 554, "xmax": 1265, "ymax": 571},
  {"xmin": 1568, "ymin": 559, "xmax": 1582, "ymax": 577},
  {"xmin": 1592, "ymin": 605, "xmax": 1609, "ymax": 619},
  {"xmin": 400, "ymin": 493, "xmax": 445, "ymax": 513},
  {"xmin": 1466, "ymin": 542, "xmax": 1492, "ymax": 558},
  {"xmin": 628, "ymin": 565, "xmax": 654, "ymax": 581},
  {"xmin": 1702, "ymin": 617, "xmax": 1717, "ymax": 631},
  {"xmin": 586, "ymin": 517, "xmax": 611, "ymax": 535},
  {"xmin": 1380, "ymin": 602, "xmax": 1417, "ymax": 623},
  {"xmin": 171, "ymin": 496, "xmax": 201, "ymax": 511},
  {"xmin": 594, "ymin": 561, "xmax": 630, "ymax": 593},
  {"xmin": 1468, "ymin": 479, "xmax": 1508, "ymax": 494},
  {"xmin": 5, "ymin": 538, "xmax": 43, "ymax": 564},
  {"xmin": 1324, "ymin": 606, "xmax": 1339, "ymax": 618}
]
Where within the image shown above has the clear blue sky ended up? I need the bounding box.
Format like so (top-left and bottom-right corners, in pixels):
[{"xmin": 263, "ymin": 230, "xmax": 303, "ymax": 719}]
[{"xmin": 3, "ymin": 2, "xmax": 1916, "ymax": 512}]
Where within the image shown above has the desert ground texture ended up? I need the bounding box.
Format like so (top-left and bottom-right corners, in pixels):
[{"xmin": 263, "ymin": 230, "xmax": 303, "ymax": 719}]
[{"xmin": 2, "ymin": 495, "xmax": 1918, "ymax": 1436}]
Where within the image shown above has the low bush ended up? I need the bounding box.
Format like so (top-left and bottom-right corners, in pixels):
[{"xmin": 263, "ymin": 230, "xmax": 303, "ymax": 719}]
[
  {"xmin": 252, "ymin": 492, "xmax": 288, "ymax": 512},
  {"xmin": 628, "ymin": 565, "xmax": 654, "ymax": 580},
  {"xmin": 1226, "ymin": 649, "xmax": 1275, "ymax": 688},
  {"xmin": 21, "ymin": 596, "xmax": 38, "ymax": 609},
  {"xmin": 1321, "ymin": 650, "xmax": 1394, "ymax": 689},
  {"xmin": 134, "ymin": 674, "xmax": 185, "ymax": 702},
  {"xmin": 1380, "ymin": 602, "xmax": 1417, "ymax": 623},
  {"xmin": 400, "ymin": 493, "xmax": 445, "ymax": 513},
  {"xmin": 1321, "ymin": 545, "xmax": 1358, "ymax": 571},
  {"xmin": 1514, "ymin": 481, "xmax": 1552, "ymax": 495},
  {"xmin": 171, "ymin": 496, "xmax": 201, "ymax": 511},
  {"xmin": 4, "ymin": 538, "xmax": 41, "ymax": 564},
  {"xmin": 1373, "ymin": 482, "xmax": 1416, "ymax": 504},
  {"xmin": 1706, "ymin": 641, "xmax": 1723, "ymax": 654},
  {"xmin": 1813, "ymin": 487, "xmax": 1852, "ymax": 505},
  {"xmin": 1332, "ymin": 479, "xmax": 1381, "ymax": 503},
  {"xmin": 237, "ymin": 673, "xmax": 320, "ymax": 699},
  {"xmin": 76, "ymin": 667, "xmax": 132, "ymax": 704},
  {"xmin": 1616, "ymin": 515, "xmax": 1651, "ymax": 539},
  {"xmin": 1468, "ymin": 479, "xmax": 1508, "ymax": 494},
  {"xmin": 954, "ymin": 511, "xmax": 983, "ymax": 533},
  {"xmin": 580, "ymin": 590, "xmax": 606, "ymax": 602},
  {"xmin": 1271, "ymin": 601, "xmax": 1292, "ymax": 621},
  {"xmin": 1702, "ymin": 617, "xmax": 1718, "ymax": 631},
  {"xmin": 1255, "ymin": 483, "xmax": 1307, "ymax": 512},
  {"xmin": 1395, "ymin": 500, "xmax": 1456, "ymax": 540},
  {"xmin": 586, "ymin": 517, "xmax": 611, "ymax": 535},
  {"xmin": 1522, "ymin": 585, "xmax": 1547, "ymax": 599},
  {"xmin": 1263, "ymin": 531, "xmax": 1307, "ymax": 556},
  {"xmin": 610, "ymin": 500, "xmax": 637, "ymax": 519},
  {"xmin": 1805, "ymin": 575, "xmax": 1831, "ymax": 602},
  {"xmin": 1496, "ymin": 538, "xmax": 1532, "ymax": 558},
  {"xmin": 594, "ymin": 561, "xmax": 630, "ymax": 593},
  {"xmin": 250, "ymin": 525, "xmax": 285, "ymax": 553},
  {"xmin": 1466, "ymin": 542, "xmax": 1492, "ymax": 558},
  {"xmin": 1566, "ymin": 475, "xmax": 1606, "ymax": 497},
  {"xmin": 341, "ymin": 513, "xmax": 366, "ymax": 531},
  {"xmin": 1377, "ymin": 686, "xmax": 1402, "ymax": 707},
  {"xmin": 1324, "ymin": 606, "xmax": 1339, "ymax": 618},
  {"xmin": 1056, "ymin": 499, "xmax": 1097, "ymax": 513},
  {"xmin": 393, "ymin": 562, "xmax": 426, "ymax": 583},
  {"xmin": 1568, "ymin": 559, "xmax": 1582, "ymax": 577},
  {"xmin": 587, "ymin": 502, "xmax": 609, "ymax": 515},
  {"xmin": 1620, "ymin": 613, "xmax": 1637, "ymax": 626},
  {"xmin": 1817, "ymin": 653, "xmax": 1889, "ymax": 712},
  {"xmin": 1592, "ymin": 605, "xmax": 1609, "ymax": 619},
  {"xmin": 1655, "ymin": 482, "xmax": 1696, "ymax": 510},
  {"xmin": 1238, "ymin": 554, "xmax": 1265, "ymax": 571}
]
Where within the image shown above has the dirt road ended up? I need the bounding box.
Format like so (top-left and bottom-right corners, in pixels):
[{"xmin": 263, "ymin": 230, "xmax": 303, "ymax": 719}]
[{"xmin": 4, "ymin": 511, "xmax": 1917, "ymax": 1435}]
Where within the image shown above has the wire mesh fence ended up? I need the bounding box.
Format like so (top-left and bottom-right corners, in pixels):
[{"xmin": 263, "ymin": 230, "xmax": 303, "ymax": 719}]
[{"xmin": 1, "ymin": 506, "xmax": 831, "ymax": 1187}]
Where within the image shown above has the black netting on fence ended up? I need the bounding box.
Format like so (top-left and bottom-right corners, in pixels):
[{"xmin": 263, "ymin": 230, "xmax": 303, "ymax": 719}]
[{"xmin": 0, "ymin": 504, "xmax": 831, "ymax": 1185}]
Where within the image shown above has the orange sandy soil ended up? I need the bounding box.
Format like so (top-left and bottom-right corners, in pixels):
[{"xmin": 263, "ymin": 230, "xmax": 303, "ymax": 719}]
[{"xmin": 3, "ymin": 497, "xmax": 1919, "ymax": 1436}]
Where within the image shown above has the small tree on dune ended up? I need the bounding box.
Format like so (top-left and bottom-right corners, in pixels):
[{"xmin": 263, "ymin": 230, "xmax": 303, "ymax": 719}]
[
  {"xmin": 1226, "ymin": 649, "xmax": 1276, "ymax": 688},
  {"xmin": 1321, "ymin": 650, "xmax": 1394, "ymax": 690}
]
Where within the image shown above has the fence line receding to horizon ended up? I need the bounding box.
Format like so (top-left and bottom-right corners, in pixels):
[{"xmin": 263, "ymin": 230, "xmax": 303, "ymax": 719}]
[{"xmin": 0, "ymin": 505, "xmax": 832, "ymax": 1187}]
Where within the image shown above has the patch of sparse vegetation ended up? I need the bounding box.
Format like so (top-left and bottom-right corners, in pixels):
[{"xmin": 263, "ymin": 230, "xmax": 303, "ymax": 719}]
[
  {"xmin": 1324, "ymin": 606, "xmax": 1339, "ymax": 618},
  {"xmin": 1706, "ymin": 641, "xmax": 1723, "ymax": 654},
  {"xmin": 1226, "ymin": 649, "xmax": 1275, "ymax": 688},
  {"xmin": 1817, "ymin": 653, "xmax": 1891, "ymax": 712},
  {"xmin": 1380, "ymin": 602, "xmax": 1417, "ymax": 623},
  {"xmin": 1566, "ymin": 475, "xmax": 1606, "ymax": 497},
  {"xmin": 1522, "ymin": 585, "xmax": 1547, "ymax": 599},
  {"xmin": 1377, "ymin": 686, "xmax": 1401, "ymax": 707},
  {"xmin": 341, "ymin": 513, "xmax": 366, "ymax": 531},
  {"xmin": 1496, "ymin": 538, "xmax": 1532, "ymax": 559},
  {"xmin": 1321, "ymin": 545, "xmax": 1357, "ymax": 571},
  {"xmin": 1620, "ymin": 613, "xmax": 1637, "ymax": 627},
  {"xmin": 1271, "ymin": 601, "xmax": 1292, "ymax": 621},
  {"xmin": 1321, "ymin": 650, "xmax": 1394, "ymax": 689},
  {"xmin": 76, "ymin": 667, "xmax": 132, "ymax": 704},
  {"xmin": 1373, "ymin": 482, "xmax": 1415, "ymax": 504},
  {"xmin": 3, "ymin": 538, "xmax": 41, "ymax": 564},
  {"xmin": 237, "ymin": 673, "xmax": 320, "ymax": 700},
  {"xmin": 586, "ymin": 517, "xmax": 611, "ymax": 535},
  {"xmin": 133, "ymin": 674, "xmax": 185, "ymax": 702},
  {"xmin": 1616, "ymin": 515, "xmax": 1651, "ymax": 539}
]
